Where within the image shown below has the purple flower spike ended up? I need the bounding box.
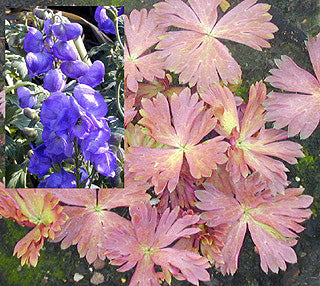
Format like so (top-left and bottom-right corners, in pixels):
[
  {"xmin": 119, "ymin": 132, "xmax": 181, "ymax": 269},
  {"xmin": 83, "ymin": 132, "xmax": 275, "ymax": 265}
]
[
  {"xmin": 28, "ymin": 143, "xmax": 51, "ymax": 177},
  {"xmin": 78, "ymin": 60, "xmax": 105, "ymax": 87},
  {"xmin": 60, "ymin": 60, "xmax": 89, "ymax": 79},
  {"xmin": 43, "ymin": 69, "xmax": 66, "ymax": 92},
  {"xmin": 52, "ymin": 41, "xmax": 77, "ymax": 61},
  {"xmin": 23, "ymin": 27, "xmax": 44, "ymax": 53},
  {"xmin": 17, "ymin": 86, "xmax": 37, "ymax": 108},
  {"xmin": 25, "ymin": 51, "xmax": 54, "ymax": 78},
  {"xmin": 51, "ymin": 22, "xmax": 83, "ymax": 41},
  {"xmin": 73, "ymin": 84, "xmax": 108, "ymax": 118}
]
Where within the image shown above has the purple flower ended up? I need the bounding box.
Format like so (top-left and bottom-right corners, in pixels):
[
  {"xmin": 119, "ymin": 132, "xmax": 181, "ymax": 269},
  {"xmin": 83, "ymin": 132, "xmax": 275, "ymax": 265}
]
[
  {"xmin": 81, "ymin": 128, "xmax": 111, "ymax": 158},
  {"xmin": 91, "ymin": 151, "xmax": 117, "ymax": 177},
  {"xmin": 43, "ymin": 69, "xmax": 66, "ymax": 92},
  {"xmin": 73, "ymin": 84, "xmax": 107, "ymax": 119},
  {"xmin": 44, "ymin": 18, "xmax": 53, "ymax": 36},
  {"xmin": 52, "ymin": 41, "xmax": 77, "ymax": 61},
  {"xmin": 42, "ymin": 128, "xmax": 73, "ymax": 157},
  {"xmin": 51, "ymin": 22, "xmax": 83, "ymax": 41},
  {"xmin": 60, "ymin": 60, "xmax": 89, "ymax": 79},
  {"xmin": 28, "ymin": 143, "xmax": 52, "ymax": 177},
  {"xmin": 17, "ymin": 87, "xmax": 37, "ymax": 108},
  {"xmin": 38, "ymin": 169, "xmax": 76, "ymax": 188},
  {"xmin": 23, "ymin": 27, "xmax": 44, "ymax": 53},
  {"xmin": 40, "ymin": 92, "xmax": 78, "ymax": 131},
  {"xmin": 70, "ymin": 96, "xmax": 108, "ymax": 139},
  {"xmin": 94, "ymin": 6, "xmax": 124, "ymax": 35},
  {"xmin": 79, "ymin": 167, "xmax": 90, "ymax": 187},
  {"xmin": 25, "ymin": 51, "xmax": 54, "ymax": 78},
  {"xmin": 78, "ymin": 60, "xmax": 105, "ymax": 87}
]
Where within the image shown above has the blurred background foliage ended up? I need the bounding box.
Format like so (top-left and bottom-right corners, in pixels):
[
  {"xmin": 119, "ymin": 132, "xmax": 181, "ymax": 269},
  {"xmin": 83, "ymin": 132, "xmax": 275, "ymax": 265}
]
[{"xmin": 0, "ymin": 0, "xmax": 319, "ymax": 285}]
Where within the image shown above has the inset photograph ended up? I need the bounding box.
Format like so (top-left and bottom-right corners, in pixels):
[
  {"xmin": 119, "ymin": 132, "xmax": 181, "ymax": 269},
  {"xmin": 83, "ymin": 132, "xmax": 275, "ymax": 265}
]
[{"xmin": 5, "ymin": 6, "xmax": 124, "ymax": 188}]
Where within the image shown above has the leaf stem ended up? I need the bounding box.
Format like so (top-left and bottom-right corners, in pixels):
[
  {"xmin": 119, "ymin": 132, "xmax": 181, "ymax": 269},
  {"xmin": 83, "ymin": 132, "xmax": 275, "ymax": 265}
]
[
  {"xmin": 74, "ymin": 138, "xmax": 80, "ymax": 188},
  {"xmin": 114, "ymin": 15, "xmax": 124, "ymax": 50},
  {"xmin": 117, "ymin": 80, "xmax": 124, "ymax": 118}
]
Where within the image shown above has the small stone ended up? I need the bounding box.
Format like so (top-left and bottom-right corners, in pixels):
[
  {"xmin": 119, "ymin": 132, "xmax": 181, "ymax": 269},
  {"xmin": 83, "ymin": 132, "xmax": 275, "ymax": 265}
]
[
  {"xmin": 73, "ymin": 273, "xmax": 84, "ymax": 282},
  {"xmin": 93, "ymin": 258, "xmax": 105, "ymax": 270},
  {"xmin": 300, "ymin": 252, "xmax": 307, "ymax": 257},
  {"xmin": 90, "ymin": 272, "xmax": 105, "ymax": 285}
]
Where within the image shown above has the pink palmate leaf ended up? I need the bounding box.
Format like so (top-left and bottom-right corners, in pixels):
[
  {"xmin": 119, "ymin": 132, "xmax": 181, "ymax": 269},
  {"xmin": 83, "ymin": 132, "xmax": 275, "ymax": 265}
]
[
  {"xmin": 154, "ymin": 0, "xmax": 278, "ymax": 88},
  {"xmin": 125, "ymin": 9, "xmax": 167, "ymax": 92},
  {"xmin": 157, "ymin": 163, "xmax": 198, "ymax": 212},
  {"xmin": 195, "ymin": 173, "xmax": 313, "ymax": 275},
  {"xmin": 0, "ymin": 189, "xmax": 67, "ymax": 267},
  {"xmin": 264, "ymin": 33, "xmax": 320, "ymax": 139},
  {"xmin": 200, "ymin": 81, "xmax": 304, "ymax": 194},
  {"xmin": 127, "ymin": 88, "xmax": 229, "ymax": 194},
  {"xmin": 51, "ymin": 189, "xmax": 149, "ymax": 264},
  {"xmin": 104, "ymin": 203, "xmax": 210, "ymax": 286},
  {"xmin": 124, "ymin": 90, "xmax": 137, "ymax": 126}
]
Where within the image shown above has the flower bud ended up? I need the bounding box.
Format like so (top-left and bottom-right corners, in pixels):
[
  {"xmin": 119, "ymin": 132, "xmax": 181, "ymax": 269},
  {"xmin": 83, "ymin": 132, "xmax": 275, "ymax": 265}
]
[
  {"xmin": 27, "ymin": 149, "xmax": 34, "ymax": 158},
  {"xmin": 23, "ymin": 127, "xmax": 38, "ymax": 139},
  {"xmin": 23, "ymin": 108, "xmax": 39, "ymax": 121},
  {"xmin": 33, "ymin": 8, "xmax": 50, "ymax": 20},
  {"xmin": 64, "ymin": 158, "xmax": 75, "ymax": 165}
]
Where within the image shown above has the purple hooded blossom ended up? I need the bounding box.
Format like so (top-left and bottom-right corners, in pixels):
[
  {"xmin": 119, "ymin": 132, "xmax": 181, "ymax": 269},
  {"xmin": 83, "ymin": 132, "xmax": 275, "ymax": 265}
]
[
  {"xmin": 52, "ymin": 41, "xmax": 77, "ymax": 61},
  {"xmin": 78, "ymin": 60, "xmax": 105, "ymax": 87},
  {"xmin": 51, "ymin": 22, "xmax": 83, "ymax": 41},
  {"xmin": 90, "ymin": 151, "xmax": 117, "ymax": 177},
  {"xmin": 40, "ymin": 92, "xmax": 78, "ymax": 131},
  {"xmin": 60, "ymin": 60, "xmax": 89, "ymax": 79},
  {"xmin": 42, "ymin": 128, "xmax": 73, "ymax": 157},
  {"xmin": 94, "ymin": 6, "xmax": 124, "ymax": 35},
  {"xmin": 44, "ymin": 18, "xmax": 54, "ymax": 36},
  {"xmin": 73, "ymin": 84, "xmax": 108, "ymax": 119},
  {"xmin": 43, "ymin": 69, "xmax": 66, "ymax": 92},
  {"xmin": 81, "ymin": 128, "xmax": 111, "ymax": 158},
  {"xmin": 28, "ymin": 143, "xmax": 52, "ymax": 177},
  {"xmin": 25, "ymin": 51, "xmax": 54, "ymax": 78},
  {"xmin": 80, "ymin": 128, "xmax": 117, "ymax": 176},
  {"xmin": 38, "ymin": 168, "xmax": 76, "ymax": 188},
  {"xmin": 17, "ymin": 87, "xmax": 37, "ymax": 108},
  {"xmin": 23, "ymin": 27, "xmax": 44, "ymax": 53}
]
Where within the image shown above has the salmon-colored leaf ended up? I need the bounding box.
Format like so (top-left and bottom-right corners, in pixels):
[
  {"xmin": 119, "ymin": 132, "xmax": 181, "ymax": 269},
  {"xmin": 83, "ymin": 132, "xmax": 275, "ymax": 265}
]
[
  {"xmin": 155, "ymin": 0, "xmax": 277, "ymax": 88},
  {"xmin": 196, "ymin": 173, "xmax": 313, "ymax": 274},
  {"xmin": 264, "ymin": 34, "xmax": 320, "ymax": 139}
]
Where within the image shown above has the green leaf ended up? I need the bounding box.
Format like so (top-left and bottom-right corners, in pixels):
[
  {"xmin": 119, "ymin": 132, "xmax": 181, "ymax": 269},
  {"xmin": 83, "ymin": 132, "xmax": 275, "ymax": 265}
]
[
  {"xmin": 88, "ymin": 43, "xmax": 112, "ymax": 57},
  {"xmin": 6, "ymin": 161, "xmax": 28, "ymax": 188},
  {"xmin": 11, "ymin": 113, "xmax": 31, "ymax": 131}
]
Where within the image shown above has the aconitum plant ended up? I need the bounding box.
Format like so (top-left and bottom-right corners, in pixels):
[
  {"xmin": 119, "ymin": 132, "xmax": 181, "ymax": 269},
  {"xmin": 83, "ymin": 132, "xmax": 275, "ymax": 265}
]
[{"xmin": 5, "ymin": 6, "xmax": 124, "ymax": 188}]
